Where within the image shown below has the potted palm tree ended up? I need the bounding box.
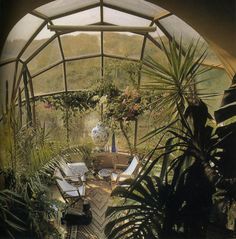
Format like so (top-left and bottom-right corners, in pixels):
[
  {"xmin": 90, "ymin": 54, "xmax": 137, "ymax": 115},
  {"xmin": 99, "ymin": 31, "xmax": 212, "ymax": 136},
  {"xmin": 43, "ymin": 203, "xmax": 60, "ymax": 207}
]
[{"xmin": 104, "ymin": 38, "xmax": 236, "ymax": 239}]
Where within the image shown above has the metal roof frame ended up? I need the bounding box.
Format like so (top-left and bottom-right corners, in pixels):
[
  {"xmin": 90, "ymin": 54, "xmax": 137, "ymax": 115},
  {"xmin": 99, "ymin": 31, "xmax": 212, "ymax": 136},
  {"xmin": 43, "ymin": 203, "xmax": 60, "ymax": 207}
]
[{"xmin": 0, "ymin": 0, "xmax": 227, "ymax": 102}]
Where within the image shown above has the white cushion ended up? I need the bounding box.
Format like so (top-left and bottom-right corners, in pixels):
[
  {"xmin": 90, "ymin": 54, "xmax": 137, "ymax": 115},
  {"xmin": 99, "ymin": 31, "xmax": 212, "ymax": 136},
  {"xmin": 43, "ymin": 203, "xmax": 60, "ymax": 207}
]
[
  {"xmin": 68, "ymin": 162, "xmax": 89, "ymax": 176},
  {"xmin": 54, "ymin": 168, "xmax": 85, "ymax": 197}
]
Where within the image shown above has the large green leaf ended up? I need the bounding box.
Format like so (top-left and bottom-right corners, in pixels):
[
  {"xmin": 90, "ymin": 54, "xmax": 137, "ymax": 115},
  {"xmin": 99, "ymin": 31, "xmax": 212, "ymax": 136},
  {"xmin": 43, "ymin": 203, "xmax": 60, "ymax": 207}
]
[{"xmin": 105, "ymin": 176, "xmax": 164, "ymax": 239}]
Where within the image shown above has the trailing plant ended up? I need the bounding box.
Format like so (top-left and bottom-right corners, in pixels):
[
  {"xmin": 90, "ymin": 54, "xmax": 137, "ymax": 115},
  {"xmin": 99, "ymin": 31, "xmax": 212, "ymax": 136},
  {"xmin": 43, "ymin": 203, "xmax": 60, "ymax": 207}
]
[
  {"xmin": 38, "ymin": 91, "xmax": 98, "ymax": 112},
  {"xmin": 103, "ymin": 87, "xmax": 143, "ymax": 121}
]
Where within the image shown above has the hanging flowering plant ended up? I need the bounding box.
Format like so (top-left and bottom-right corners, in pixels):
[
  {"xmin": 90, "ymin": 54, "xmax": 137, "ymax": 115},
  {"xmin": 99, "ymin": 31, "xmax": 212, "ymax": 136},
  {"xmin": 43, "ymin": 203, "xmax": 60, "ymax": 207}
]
[{"xmin": 104, "ymin": 87, "xmax": 144, "ymax": 121}]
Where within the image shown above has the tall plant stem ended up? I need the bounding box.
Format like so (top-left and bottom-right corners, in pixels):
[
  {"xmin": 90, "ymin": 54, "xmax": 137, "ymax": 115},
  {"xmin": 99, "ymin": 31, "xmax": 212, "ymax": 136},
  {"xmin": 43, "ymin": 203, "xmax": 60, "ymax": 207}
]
[
  {"xmin": 119, "ymin": 120, "xmax": 133, "ymax": 156},
  {"xmin": 65, "ymin": 107, "xmax": 70, "ymax": 147}
]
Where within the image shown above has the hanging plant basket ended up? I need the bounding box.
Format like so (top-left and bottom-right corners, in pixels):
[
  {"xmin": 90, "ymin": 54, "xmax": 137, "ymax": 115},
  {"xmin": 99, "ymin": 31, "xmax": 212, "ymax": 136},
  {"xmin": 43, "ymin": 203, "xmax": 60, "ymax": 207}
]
[{"xmin": 104, "ymin": 87, "xmax": 143, "ymax": 122}]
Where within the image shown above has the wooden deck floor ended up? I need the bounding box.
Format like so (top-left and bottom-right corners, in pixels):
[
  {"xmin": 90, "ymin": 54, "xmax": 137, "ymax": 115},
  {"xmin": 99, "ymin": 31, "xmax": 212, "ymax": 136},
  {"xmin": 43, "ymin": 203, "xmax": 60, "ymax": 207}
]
[
  {"xmin": 66, "ymin": 179, "xmax": 112, "ymax": 239},
  {"xmin": 54, "ymin": 148, "xmax": 130, "ymax": 239}
]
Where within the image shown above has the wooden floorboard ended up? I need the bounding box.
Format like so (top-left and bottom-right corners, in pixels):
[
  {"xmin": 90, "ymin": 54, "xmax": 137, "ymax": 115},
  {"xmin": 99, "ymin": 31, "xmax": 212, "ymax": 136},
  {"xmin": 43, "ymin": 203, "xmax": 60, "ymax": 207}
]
[
  {"xmin": 67, "ymin": 179, "xmax": 112, "ymax": 239},
  {"xmin": 61, "ymin": 147, "xmax": 129, "ymax": 239}
]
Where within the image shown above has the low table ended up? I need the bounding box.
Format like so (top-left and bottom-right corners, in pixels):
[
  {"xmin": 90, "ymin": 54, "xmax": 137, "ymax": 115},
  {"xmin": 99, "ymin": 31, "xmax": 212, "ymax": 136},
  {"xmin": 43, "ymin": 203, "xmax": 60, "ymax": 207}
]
[{"xmin": 98, "ymin": 168, "xmax": 112, "ymax": 179}]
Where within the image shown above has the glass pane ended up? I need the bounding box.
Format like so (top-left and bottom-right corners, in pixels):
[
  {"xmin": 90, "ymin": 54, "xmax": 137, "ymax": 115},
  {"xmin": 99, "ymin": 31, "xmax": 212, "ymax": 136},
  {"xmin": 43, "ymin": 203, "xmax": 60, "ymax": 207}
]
[
  {"xmin": 35, "ymin": 101, "xmax": 100, "ymax": 145},
  {"xmin": 137, "ymin": 111, "xmax": 160, "ymax": 150},
  {"xmin": 114, "ymin": 121, "xmax": 135, "ymax": 152},
  {"xmin": 159, "ymin": 15, "xmax": 222, "ymax": 65},
  {"xmin": 104, "ymin": 7, "xmax": 150, "ymax": 26},
  {"xmin": 66, "ymin": 58, "xmax": 100, "ymax": 90},
  {"xmin": 32, "ymin": 64, "xmax": 64, "ymax": 96},
  {"xmin": 104, "ymin": 57, "xmax": 140, "ymax": 89},
  {"xmin": 36, "ymin": 0, "xmax": 99, "ymax": 18},
  {"xmin": 28, "ymin": 39, "xmax": 62, "ymax": 75},
  {"xmin": 104, "ymin": 32, "xmax": 143, "ymax": 59},
  {"xmin": 21, "ymin": 26, "xmax": 55, "ymax": 61},
  {"xmin": 0, "ymin": 63, "xmax": 16, "ymax": 111},
  {"xmin": 52, "ymin": 7, "xmax": 100, "ymax": 26},
  {"xmin": 141, "ymin": 39, "xmax": 168, "ymax": 85},
  {"xmin": 143, "ymin": 39, "xmax": 167, "ymax": 62},
  {"xmin": 197, "ymin": 68, "xmax": 231, "ymax": 114},
  {"xmin": 70, "ymin": 111, "xmax": 100, "ymax": 145},
  {"xmin": 35, "ymin": 101, "xmax": 67, "ymax": 143},
  {"xmin": 61, "ymin": 32, "xmax": 100, "ymax": 58},
  {"xmin": 204, "ymin": 48, "xmax": 222, "ymax": 66},
  {"xmin": 104, "ymin": 0, "xmax": 165, "ymax": 18},
  {"xmin": 159, "ymin": 15, "xmax": 201, "ymax": 45},
  {"xmin": 19, "ymin": 75, "xmax": 25, "ymax": 100},
  {"xmin": 15, "ymin": 61, "xmax": 24, "ymax": 93},
  {"xmin": 0, "ymin": 14, "xmax": 44, "ymax": 61}
]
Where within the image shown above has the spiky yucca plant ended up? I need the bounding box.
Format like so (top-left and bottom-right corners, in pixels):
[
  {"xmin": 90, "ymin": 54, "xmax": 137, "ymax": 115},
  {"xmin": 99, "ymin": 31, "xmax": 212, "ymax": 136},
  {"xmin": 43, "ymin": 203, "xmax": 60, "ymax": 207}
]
[
  {"xmin": 142, "ymin": 38, "xmax": 211, "ymax": 120},
  {"xmin": 105, "ymin": 39, "xmax": 236, "ymax": 239}
]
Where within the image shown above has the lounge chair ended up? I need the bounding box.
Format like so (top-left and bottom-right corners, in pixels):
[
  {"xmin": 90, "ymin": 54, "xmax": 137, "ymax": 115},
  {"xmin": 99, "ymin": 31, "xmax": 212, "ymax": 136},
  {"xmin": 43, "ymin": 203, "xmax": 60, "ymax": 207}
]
[
  {"xmin": 59, "ymin": 159, "xmax": 89, "ymax": 183},
  {"xmin": 111, "ymin": 155, "xmax": 139, "ymax": 182},
  {"xmin": 54, "ymin": 168, "xmax": 86, "ymax": 203}
]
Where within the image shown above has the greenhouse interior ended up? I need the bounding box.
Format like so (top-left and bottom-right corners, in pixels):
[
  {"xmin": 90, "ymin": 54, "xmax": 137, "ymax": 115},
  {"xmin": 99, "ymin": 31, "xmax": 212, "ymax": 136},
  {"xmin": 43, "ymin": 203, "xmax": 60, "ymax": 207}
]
[{"xmin": 0, "ymin": 0, "xmax": 235, "ymax": 238}]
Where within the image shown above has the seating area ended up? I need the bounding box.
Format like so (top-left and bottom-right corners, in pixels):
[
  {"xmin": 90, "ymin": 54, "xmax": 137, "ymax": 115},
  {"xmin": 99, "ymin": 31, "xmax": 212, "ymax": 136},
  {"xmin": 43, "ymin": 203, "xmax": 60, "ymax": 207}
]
[
  {"xmin": 55, "ymin": 151, "xmax": 139, "ymax": 194},
  {"xmin": 51, "ymin": 150, "xmax": 140, "ymax": 238}
]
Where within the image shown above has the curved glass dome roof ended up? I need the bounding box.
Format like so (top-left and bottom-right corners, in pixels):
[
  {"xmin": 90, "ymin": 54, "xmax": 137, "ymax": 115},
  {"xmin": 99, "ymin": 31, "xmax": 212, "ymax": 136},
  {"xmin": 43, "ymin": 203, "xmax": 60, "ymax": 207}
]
[{"xmin": 0, "ymin": 0, "xmax": 230, "ymax": 114}]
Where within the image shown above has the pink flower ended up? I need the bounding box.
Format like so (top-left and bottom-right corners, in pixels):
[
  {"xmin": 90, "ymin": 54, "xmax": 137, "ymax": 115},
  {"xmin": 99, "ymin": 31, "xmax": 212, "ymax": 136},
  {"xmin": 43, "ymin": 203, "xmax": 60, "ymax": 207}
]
[
  {"xmin": 44, "ymin": 103, "xmax": 52, "ymax": 109},
  {"xmin": 132, "ymin": 104, "xmax": 140, "ymax": 111}
]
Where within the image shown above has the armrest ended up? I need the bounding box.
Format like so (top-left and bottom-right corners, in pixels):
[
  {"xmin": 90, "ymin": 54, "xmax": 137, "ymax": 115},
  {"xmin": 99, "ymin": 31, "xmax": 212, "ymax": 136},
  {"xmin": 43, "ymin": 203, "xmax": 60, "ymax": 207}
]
[
  {"xmin": 63, "ymin": 189, "xmax": 78, "ymax": 193},
  {"xmin": 64, "ymin": 175, "xmax": 80, "ymax": 180},
  {"xmin": 81, "ymin": 175, "xmax": 86, "ymax": 182},
  {"xmin": 115, "ymin": 174, "xmax": 132, "ymax": 183}
]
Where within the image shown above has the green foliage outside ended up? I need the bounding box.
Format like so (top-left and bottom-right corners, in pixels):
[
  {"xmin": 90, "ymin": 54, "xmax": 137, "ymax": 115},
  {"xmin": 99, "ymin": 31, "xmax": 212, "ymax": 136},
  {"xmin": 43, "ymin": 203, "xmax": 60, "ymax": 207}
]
[{"xmin": 23, "ymin": 33, "xmax": 230, "ymax": 152}]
